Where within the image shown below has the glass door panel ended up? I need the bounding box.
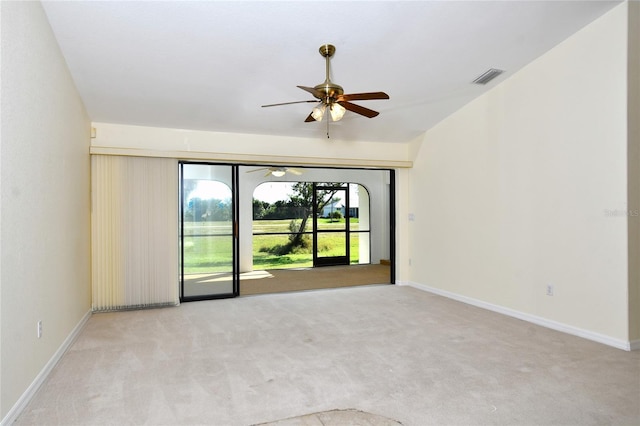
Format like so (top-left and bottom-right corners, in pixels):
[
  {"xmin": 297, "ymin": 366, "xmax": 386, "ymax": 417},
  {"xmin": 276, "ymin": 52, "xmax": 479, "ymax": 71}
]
[
  {"xmin": 317, "ymin": 232, "xmax": 347, "ymax": 256},
  {"xmin": 313, "ymin": 183, "xmax": 349, "ymax": 266},
  {"xmin": 180, "ymin": 163, "xmax": 237, "ymax": 300}
]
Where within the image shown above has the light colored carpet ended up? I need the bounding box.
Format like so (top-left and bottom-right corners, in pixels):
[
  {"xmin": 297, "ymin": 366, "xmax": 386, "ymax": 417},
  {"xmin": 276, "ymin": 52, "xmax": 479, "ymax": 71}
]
[
  {"xmin": 253, "ymin": 408, "xmax": 403, "ymax": 425},
  {"xmin": 240, "ymin": 264, "xmax": 391, "ymax": 295},
  {"xmin": 15, "ymin": 285, "xmax": 640, "ymax": 425}
]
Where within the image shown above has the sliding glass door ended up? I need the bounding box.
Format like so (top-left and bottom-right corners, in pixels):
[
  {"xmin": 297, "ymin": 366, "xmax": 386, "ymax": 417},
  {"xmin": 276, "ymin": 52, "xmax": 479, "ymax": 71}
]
[
  {"xmin": 180, "ymin": 163, "xmax": 238, "ymax": 300},
  {"xmin": 313, "ymin": 183, "xmax": 350, "ymax": 266}
]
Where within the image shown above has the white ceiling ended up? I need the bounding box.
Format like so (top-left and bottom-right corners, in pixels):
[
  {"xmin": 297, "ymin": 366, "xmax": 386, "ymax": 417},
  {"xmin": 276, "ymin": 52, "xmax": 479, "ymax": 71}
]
[{"xmin": 42, "ymin": 1, "xmax": 621, "ymax": 144}]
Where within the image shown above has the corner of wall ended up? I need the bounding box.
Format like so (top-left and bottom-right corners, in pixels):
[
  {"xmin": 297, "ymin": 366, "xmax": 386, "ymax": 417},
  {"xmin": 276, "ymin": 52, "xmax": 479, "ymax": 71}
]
[
  {"xmin": 0, "ymin": 0, "xmax": 4, "ymax": 417},
  {"xmin": 407, "ymin": 132, "xmax": 426, "ymax": 163},
  {"xmin": 627, "ymin": 0, "xmax": 640, "ymax": 342}
]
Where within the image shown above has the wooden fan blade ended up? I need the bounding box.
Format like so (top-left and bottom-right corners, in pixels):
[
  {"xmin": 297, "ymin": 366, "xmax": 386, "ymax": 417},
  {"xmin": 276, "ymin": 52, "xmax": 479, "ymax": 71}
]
[
  {"xmin": 262, "ymin": 100, "xmax": 317, "ymax": 107},
  {"xmin": 297, "ymin": 85, "xmax": 325, "ymax": 99},
  {"xmin": 287, "ymin": 168, "xmax": 303, "ymax": 175},
  {"xmin": 304, "ymin": 113, "xmax": 316, "ymax": 122},
  {"xmin": 337, "ymin": 92, "xmax": 389, "ymax": 102},
  {"xmin": 337, "ymin": 101, "xmax": 380, "ymax": 118}
]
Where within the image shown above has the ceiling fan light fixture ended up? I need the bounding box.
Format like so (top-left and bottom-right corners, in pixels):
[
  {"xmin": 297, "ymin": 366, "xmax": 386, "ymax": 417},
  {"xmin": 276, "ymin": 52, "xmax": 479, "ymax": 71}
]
[
  {"xmin": 329, "ymin": 103, "xmax": 346, "ymax": 121},
  {"xmin": 271, "ymin": 170, "xmax": 286, "ymax": 177},
  {"xmin": 262, "ymin": 44, "xmax": 389, "ymax": 131},
  {"xmin": 311, "ymin": 104, "xmax": 326, "ymax": 121}
]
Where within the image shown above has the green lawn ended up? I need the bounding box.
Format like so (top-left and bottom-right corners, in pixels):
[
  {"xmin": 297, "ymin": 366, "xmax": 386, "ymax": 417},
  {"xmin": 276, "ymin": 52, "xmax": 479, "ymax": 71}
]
[
  {"xmin": 182, "ymin": 219, "xmax": 365, "ymax": 272},
  {"xmin": 252, "ymin": 217, "xmax": 360, "ymax": 233},
  {"xmin": 252, "ymin": 219, "xmax": 312, "ymax": 234}
]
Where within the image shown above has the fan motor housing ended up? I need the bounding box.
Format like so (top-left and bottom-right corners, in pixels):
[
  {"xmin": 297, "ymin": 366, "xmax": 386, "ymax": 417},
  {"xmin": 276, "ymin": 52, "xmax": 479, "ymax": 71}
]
[{"xmin": 313, "ymin": 82, "xmax": 344, "ymax": 102}]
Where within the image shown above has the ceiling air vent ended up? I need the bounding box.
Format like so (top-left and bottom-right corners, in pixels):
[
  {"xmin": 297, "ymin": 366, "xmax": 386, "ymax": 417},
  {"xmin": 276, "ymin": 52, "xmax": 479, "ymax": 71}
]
[{"xmin": 472, "ymin": 68, "xmax": 504, "ymax": 85}]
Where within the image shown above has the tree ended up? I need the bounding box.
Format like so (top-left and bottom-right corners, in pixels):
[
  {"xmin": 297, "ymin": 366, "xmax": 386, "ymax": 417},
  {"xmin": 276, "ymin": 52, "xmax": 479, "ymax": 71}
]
[
  {"xmin": 329, "ymin": 210, "xmax": 343, "ymax": 221},
  {"xmin": 287, "ymin": 182, "xmax": 343, "ymax": 248},
  {"xmin": 252, "ymin": 198, "xmax": 269, "ymax": 220}
]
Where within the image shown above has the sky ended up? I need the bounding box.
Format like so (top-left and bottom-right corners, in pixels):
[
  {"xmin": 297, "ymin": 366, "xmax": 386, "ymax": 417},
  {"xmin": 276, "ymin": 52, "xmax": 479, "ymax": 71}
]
[
  {"xmin": 189, "ymin": 181, "xmax": 361, "ymax": 205},
  {"xmin": 252, "ymin": 182, "xmax": 295, "ymax": 203},
  {"xmin": 187, "ymin": 180, "xmax": 232, "ymax": 201}
]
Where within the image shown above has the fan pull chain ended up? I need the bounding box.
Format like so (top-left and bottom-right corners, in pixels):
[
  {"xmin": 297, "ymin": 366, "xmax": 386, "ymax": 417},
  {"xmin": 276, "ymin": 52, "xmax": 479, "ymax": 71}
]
[{"xmin": 326, "ymin": 117, "xmax": 330, "ymax": 138}]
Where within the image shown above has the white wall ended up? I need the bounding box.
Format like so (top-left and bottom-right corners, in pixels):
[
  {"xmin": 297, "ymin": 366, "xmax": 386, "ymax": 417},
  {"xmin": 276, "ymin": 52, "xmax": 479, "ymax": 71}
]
[
  {"xmin": 0, "ymin": 1, "xmax": 91, "ymax": 421},
  {"xmin": 408, "ymin": 3, "xmax": 631, "ymax": 344}
]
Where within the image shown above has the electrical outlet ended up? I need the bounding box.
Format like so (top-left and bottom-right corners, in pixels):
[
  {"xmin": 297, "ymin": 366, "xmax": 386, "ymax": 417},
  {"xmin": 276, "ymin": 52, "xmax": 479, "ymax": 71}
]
[
  {"xmin": 546, "ymin": 284, "xmax": 554, "ymax": 296},
  {"xmin": 37, "ymin": 320, "xmax": 42, "ymax": 338}
]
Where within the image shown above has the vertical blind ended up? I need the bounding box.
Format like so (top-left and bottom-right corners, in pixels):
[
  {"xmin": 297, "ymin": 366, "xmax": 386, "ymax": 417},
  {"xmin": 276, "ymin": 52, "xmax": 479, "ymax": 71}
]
[{"xmin": 91, "ymin": 155, "xmax": 179, "ymax": 311}]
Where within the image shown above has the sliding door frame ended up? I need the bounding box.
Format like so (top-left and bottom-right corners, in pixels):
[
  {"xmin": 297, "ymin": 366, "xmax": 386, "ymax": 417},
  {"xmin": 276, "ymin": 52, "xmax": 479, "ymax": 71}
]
[
  {"xmin": 179, "ymin": 161, "xmax": 240, "ymax": 302},
  {"xmin": 178, "ymin": 163, "xmax": 396, "ymax": 301},
  {"xmin": 389, "ymin": 169, "xmax": 396, "ymax": 284}
]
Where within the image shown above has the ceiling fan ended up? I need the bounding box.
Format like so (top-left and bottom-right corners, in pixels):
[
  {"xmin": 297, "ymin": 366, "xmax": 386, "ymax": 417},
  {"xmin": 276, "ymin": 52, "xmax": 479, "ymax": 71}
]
[
  {"xmin": 247, "ymin": 167, "xmax": 303, "ymax": 177},
  {"xmin": 262, "ymin": 44, "xmax": 389, "ymax": 137}
]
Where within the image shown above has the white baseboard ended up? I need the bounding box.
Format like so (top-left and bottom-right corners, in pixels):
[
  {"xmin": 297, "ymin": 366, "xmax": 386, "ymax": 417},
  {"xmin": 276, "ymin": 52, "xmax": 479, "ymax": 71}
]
[
  {"xmin": 1, "ymin": 309, "xmax": 92, "ymax": 426},
  {"xmin": 400, "ymin": 281, "xmax": 635, "ymax": 351}
]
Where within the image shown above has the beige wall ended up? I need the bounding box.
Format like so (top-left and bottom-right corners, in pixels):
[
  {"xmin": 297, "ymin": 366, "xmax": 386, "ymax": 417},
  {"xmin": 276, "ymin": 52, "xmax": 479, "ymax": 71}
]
[
  {"xmin": 90, "ymin": 122, "xmax": 412, "ymax": 169},
  {"xmin": 628, "ymin": 0, "xmax": 640, "ymax": 343},
  {"xmin": 1, "ymin": 1, "xmax": 91, "ymax": 420},
  {"xmin": 408, "ymin": 4, "xmax": 632, "ymax": 344}
]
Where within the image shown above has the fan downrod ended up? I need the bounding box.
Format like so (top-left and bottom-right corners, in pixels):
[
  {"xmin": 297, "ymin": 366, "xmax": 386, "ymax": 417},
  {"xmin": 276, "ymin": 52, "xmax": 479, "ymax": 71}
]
[{"xmin": 314, "ymin": 44, "xmax": 343, "ymax": 100}]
